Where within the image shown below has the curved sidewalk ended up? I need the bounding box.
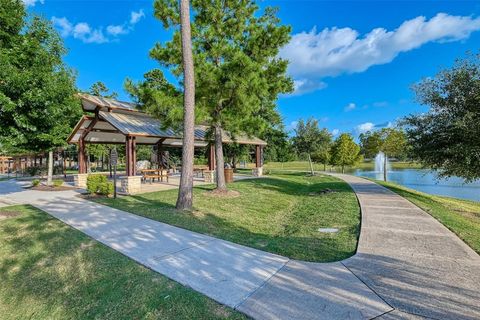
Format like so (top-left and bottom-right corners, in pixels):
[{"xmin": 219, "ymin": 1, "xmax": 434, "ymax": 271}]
[
  {"xmin": 1, "ymin": 176, "xmax": 479, "ymax": 319},
  {"xmin": 335, "ymin": 174, "xmax": 480, "ymax": 320}
]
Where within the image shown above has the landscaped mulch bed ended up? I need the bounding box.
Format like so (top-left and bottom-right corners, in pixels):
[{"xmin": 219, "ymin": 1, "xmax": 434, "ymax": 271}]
[{"xmin": 29, "ymin": 185, "xmax": 75, "ymax": 191}]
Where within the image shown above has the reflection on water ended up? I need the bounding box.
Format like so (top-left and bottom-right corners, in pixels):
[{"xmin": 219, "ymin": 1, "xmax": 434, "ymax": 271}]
[{"xmin": 352, "ymin": 168, "xmax": 480, "ymax": 202}]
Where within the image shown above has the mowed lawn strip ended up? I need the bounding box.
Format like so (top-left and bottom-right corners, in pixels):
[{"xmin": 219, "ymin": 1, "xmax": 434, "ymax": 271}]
[
  {"xmin": 0, "ymin": 205, "xmax": 246, "ymax": 320},
  {"xmin": 96, "ymin": 173, "xmax": 360, "ymax": 262},
  {"xmin": 377, "ymin": 181, "xmax": 480, "ymax": 254}
]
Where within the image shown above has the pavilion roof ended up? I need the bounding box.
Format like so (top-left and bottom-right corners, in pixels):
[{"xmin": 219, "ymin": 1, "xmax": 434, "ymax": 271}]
[{"xmin": 68, "ymin": 94, "xmax": 267, "ymax": 147}]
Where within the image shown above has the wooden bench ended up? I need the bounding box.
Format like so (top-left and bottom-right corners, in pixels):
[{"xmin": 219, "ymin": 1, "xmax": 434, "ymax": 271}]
[
  {"xmin": 193, "ymin": 165, "xmax": 209, "ymax": 177},
  {"xmin": 141, "ymin": 169, "xmax": 169, "ymax": 184}
]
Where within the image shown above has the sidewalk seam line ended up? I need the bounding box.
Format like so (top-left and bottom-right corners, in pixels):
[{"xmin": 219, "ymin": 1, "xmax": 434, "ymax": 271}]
[
  {"xmin": 233, "ymin": 258, "xmax": 291, "ymax": 310},
  {"xmin": 340, "ymin": 261, "xmax": 395, "ymax": 311}
]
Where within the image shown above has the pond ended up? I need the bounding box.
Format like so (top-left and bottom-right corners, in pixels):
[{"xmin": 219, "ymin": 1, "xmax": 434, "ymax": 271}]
[{"xmin": 352, "ymin": 168, "xmax": 480, "ymax": 202}]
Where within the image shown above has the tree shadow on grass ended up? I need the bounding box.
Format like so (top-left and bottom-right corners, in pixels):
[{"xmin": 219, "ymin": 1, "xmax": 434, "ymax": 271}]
[
  {"xmin": 0, "ymin": 205, "xmax": 246, "ymax": 320},
  {"xmin": 100, "ymin": 191, "xmax": 359, "ymax": 262}
]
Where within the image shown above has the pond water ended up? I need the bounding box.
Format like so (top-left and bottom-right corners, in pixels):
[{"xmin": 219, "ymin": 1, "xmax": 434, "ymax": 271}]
[{"xmin": 352, "ymin": 168, "xmax": 480, "ymax": 202}]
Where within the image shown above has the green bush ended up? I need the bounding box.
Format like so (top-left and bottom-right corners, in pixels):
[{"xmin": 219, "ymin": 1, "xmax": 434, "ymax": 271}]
[
  {"xmin": 86, "ymin": 174, "xmax": 113, "ymax": 196},
  {"xmin": 52, "ymin": 179, "xmax": 63, "ymax": 187},
  {"xmin": 26, "ymin": 166, "xmax": 45, "ymax": 177},
  {"xmin": 32, "ymin": 179, "xmax": 40, "ymax": 187}
]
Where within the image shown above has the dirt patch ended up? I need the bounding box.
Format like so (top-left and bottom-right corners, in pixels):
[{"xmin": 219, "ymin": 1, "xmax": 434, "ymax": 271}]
[
  {"xmin": 0, "ymin": 210, "xmax": 21, "ymax": 220},
  {"xmin": 309, "ymin": 188, "xmax": 337, "ymax": 196},
  {"xmin": 203, "ymin": 189, "xmax": 240, "ymax": 198},
  {"xmin": 76, "ymin": 193, "xmax": 111, "ymax": 200},
  {"xmin": 30, "ymin": 185, "xmax": 75, "ymax": 192}
]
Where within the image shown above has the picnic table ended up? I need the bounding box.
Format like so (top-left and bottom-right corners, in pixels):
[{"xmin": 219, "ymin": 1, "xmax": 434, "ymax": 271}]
[
  {"xmin": 193, "ymin": 165, "xmax": 209, "ymax": 177},
  {"xmin": 141, "ymin": 168, "xmax": 169, "ymax": 183}
]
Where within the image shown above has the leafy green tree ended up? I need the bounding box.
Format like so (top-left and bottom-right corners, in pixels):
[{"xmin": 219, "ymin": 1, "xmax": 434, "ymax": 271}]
[
  {"xmin": 330, "ymin": 133, "xmax": 362, "ymax": 173},
  {"xmin": 359, "ymin": 131, "xmax": 382, "ymax": 159},
  {"xmin": 292, "ymin": 118, "xmax": 331, "ymax": 174},
  {"xmin": 89, "ymin": 81, "xmax": 118, "ymax": 99},
  {"xmin": 127, "ymin": 0, "xmax": 293, "ymax": 191},
  {"xmin": 262, "ymin": 125, "xmax": 296, "ymax": 162},
  {"xmin": 359, "ymin": 128, "xmax": 407, "ymax": 180},
  {"xmin": 404, "ymin": 52, "xmax": 480, "ymax": 182},
  {"xmin": 0, "ymin": 0, "xmax": 81, "ymax": 184}
]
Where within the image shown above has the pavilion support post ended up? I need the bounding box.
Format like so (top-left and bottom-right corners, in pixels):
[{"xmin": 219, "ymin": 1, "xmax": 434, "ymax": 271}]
[
  {"xmin": 157, "ymin": 142, "xmax": 164, "ymax": 169},
  {"xmin": 253, "ymin": 145, "xmax": 263, "ymax": 177},
  {"xmin": 208, "ymin": 144, "xmax": 215, "ymax": 171},
  {"xmin": 121, "ymin": 136, "xmax": 141, "ymax": 194},
  {"xmin": 204, "ymin": 144, "xmax": 216, "ymax": 183},
  {"xmin": 73, "ymin": 138, "xmax": 89, "ymax": 188},
  {"xmin": 125, "ymin": 136, "xmax": 137, "ymax": 176},
  {"xmin": 78, "ymin": 138, "xmax": 87, "ymax": 174}
]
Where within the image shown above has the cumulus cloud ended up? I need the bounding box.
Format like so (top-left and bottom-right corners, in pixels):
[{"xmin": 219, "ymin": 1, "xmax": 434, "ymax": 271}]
[
  {"xmin": 281, "ymin": 13, "xmax": 480, "ymax": 95},
  {"xmin": 355, "ymin": 122, "xmax": 375, "ymax": 134},
  {"xmin": 22, "ymin": 0, "xmax": 44, "ymax": 7},
  {"xmin": 355, "ymin": 121, "xmax": 394, "ymax": 135},
  {"xmin": 52, "ymin": 18, "xmax": 108, "ymax": 44},
  {"xmin": 130, "ymin": 10, "xmax": 145, "ymax": 25},
  {"xmin": 52, "ymin": 9, "xmax": 145, "ymax": 44},
  {"xmin": 290, "ymin": 79, "xmax": 327, "ymax": 96},
  {"xmin": 107, "ymin": 25, "xmax": 128, "ymax": 36},
  {"xmin": 344, "ymin": 102, "xmax": 356, "ymax": 112},
  {"xmin": 331, "ymin": 129, "xmax": 339, "ymax": 136}
]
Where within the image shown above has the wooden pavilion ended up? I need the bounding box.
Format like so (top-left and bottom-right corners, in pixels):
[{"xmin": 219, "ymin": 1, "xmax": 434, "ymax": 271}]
[{"xmin": 67, "ymin": 94, "xmax": 266, "ymax": 192}]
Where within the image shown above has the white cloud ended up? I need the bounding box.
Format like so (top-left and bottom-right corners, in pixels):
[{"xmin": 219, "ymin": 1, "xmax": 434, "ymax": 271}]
[
  {"xmin": 107, "ymin": 25, "xmax": 128, "ymax": 36},
  {"xmin": 282, "ymin": 13, "xmax": 480, "ymax": 95},
  {"xmin": 290, "ymin": 79, "xmax": 327, "ymax": 96},
  {"xmin": 22, "ymin": 0, "xmax": 44, "ymax": 7},
  {"xmin": 331, "ymin": 129, "xmax": 339, "ymax": 136},
  {"xmin": 51, "ymin": 17, "xmax": 72, "ymax": 37},
  {"xmin": 52, "ymin": 9, "xmax": 145, "ymax": 44},
  {"xmin": 355, "ymin": 122, "xmax": 375, "ymax": 134},
  {"xmin": 344, "ymin": 102, "xmax": 356, "ymax": 112},
  {"xmin": 130, "ymin": 10, "xmax": 145, "ymax": 25},
  {"xmin": 52, "ymin": 17, "xmax": 108, "ymax": 44}
]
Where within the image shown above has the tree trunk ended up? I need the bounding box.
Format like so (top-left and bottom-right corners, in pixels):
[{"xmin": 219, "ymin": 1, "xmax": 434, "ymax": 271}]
[
  {"xmin": 383, "ymin": 153, "xmax": 387, "ymax": 182},
  {"xmin": 47, "ymin": 151, "xmax": 53, "ymax": 186},
  {"xmin": 342, "ymin": 164, "xmax": 345, "ymax": 174},
  {"xmin": 176, "ymin": 0, "xmax": 195, "ymax": 211},
  {"xmin": 308, "ymin": 153, "xmax": 314, "ymax": 175},
  {"xmin": 214, "ymin": 125, "xmax": 227, "ymax": 191},
  {"xmin": 323, "ymin": 162, "xmax": 326, "ymax": 171}
]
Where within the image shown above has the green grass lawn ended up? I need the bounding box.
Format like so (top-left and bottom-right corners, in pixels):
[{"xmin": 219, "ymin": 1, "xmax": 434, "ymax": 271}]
[
  {"xmin": 263, "ymin": 160, "xmax": 422, "ymax": 172},
  {"xmin": 0, "ymin": 205, "xmax": 246, "ymax": 320},
  {"xmin": 377, "ymin": 181, "xmax": 480, "ymax": 254},
  {"xmin": 96, "ymin": 172, "xmax": 360, "ymax": 262}
]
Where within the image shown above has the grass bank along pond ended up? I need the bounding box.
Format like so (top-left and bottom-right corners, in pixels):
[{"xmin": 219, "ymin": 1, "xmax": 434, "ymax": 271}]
[{"xmin": 353, "ymin": 168, "xmax": 480, "ymax": 202}]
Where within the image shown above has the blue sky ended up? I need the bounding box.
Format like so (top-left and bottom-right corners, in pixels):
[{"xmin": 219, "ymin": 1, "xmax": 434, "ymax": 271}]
[{"xmin": 25, "ymin": 0, "xmax": 480, "ymax": 137}]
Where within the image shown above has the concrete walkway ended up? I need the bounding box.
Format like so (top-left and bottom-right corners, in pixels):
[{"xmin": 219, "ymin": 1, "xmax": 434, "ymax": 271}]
[
  {"xmin": 336, "ymin": 174, "xmax": 480, "ymax": 320},
  {"xmin": 0, "ymin": 175, "xmax": 479, "ymax": 319}
]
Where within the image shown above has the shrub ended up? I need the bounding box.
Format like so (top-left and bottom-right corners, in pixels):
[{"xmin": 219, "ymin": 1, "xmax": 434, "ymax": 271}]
[
  {"xmin": 52, "ymin": 179, "xmax": 63, "ymax": 187},
  {"xmin": 26, "ymin": 166, "xmax": 45, "ymax": 177},
  {"xmin": 32, "ymin": 179, "xmax": 40, "ymax": 187},
  {"xmin": 86, "ymin": 174, "xmax": 113, "ymax": 196}
]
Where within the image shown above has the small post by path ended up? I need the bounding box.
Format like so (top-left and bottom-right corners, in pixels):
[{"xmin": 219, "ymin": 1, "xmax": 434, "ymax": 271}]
[{"xmin": 110, "ymin": 148, "xmax": 118, "ymax": 199}]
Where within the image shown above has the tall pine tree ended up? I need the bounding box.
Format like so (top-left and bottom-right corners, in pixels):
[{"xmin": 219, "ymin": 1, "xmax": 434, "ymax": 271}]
[{"xmin": 127, "ymin": 0, "xmax": 293, "ymax": 191}]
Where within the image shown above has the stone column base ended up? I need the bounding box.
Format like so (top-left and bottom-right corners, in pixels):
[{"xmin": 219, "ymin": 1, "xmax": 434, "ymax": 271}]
[
  {"xmin": 252, "ymin": 167, "xmax": 263, "ymax": 177},
  {"xmin": 204, "ymin": 170, "xmax": 215, "ymax": 183},
  {"xmin": 73, "ymin": 173, "xmax": 88, "ymax": 188},
  {"xmin": 120, "ymin": 176, "xmax": 142, "ymax": 195}
]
